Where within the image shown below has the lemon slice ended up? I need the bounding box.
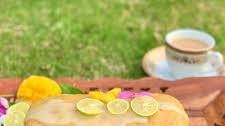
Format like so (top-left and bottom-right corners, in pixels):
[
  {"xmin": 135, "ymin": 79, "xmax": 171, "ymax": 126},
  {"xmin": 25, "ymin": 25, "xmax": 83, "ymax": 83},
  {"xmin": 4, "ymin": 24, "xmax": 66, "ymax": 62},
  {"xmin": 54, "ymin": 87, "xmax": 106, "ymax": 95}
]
[
  {"xmin": 89, "ymin": 91, "xmax": 104, "ymax": 100},
  {"xmin": 131, "ymin": 96, "xmax": 159, "ymax": 117},
  {"xmin": 4, "ymin": 102, "xmax": 30, "ymax": 126},
  {"xmin": 76, "ymin": 98, "xmax": 105, "ymax": 115},
  {"xmin": 107, "ymin": 99, "xmax": 129, "ymax": 114},
  {"xmin": 107, "ymin": 88, "xmax": 122, "ymax": 97},
  {"xmin": 100, "ymin": 93, "xmax": 116, "ymax": 103}
]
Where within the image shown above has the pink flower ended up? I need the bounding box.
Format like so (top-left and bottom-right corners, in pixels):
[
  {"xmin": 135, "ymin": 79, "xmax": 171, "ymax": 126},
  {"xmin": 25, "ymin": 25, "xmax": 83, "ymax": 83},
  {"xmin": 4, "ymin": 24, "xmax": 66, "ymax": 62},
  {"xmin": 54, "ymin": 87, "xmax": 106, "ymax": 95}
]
[
  {"xmin": 119, "ymin": 91, "xmax": 134, "ymax": 100},
  {"xmin": 0, "ymin": 97, "xmax": 9, "ymax": 125},
  {"xmin": 119, "ymin": 91, "xmax": 151, "ymax": 100}
]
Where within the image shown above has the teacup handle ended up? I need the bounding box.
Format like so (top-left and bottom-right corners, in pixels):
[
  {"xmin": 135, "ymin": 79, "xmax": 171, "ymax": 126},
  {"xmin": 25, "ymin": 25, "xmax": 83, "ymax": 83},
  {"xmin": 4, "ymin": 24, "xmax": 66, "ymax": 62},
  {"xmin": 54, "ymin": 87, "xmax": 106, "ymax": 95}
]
[{"xmin": 208, "ymin": 51, "xmax": 224, "ymax": 74}]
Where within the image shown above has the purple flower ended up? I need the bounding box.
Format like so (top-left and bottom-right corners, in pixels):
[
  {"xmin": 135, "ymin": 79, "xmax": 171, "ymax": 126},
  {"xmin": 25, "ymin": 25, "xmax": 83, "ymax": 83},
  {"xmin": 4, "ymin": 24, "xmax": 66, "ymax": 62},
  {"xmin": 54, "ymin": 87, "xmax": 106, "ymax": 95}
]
[
  {"xmin": 0, "ymin": 97, "xmax": 9, "ymax": 125},
  {"xmin": 119, "ymin": 91, "xmax": 134, "ymax": 100},
  {"xmin": 119, "ymin": 91, "xmax": 151, "ymax": 100}
]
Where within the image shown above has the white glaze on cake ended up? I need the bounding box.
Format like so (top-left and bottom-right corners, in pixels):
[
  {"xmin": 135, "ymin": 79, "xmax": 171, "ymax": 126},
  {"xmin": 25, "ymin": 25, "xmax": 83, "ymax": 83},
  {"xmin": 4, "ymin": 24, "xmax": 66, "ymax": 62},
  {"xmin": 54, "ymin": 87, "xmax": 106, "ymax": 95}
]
[{"xmin": 25, "ymin": 95, "xmax": 148, "ymax": 126}]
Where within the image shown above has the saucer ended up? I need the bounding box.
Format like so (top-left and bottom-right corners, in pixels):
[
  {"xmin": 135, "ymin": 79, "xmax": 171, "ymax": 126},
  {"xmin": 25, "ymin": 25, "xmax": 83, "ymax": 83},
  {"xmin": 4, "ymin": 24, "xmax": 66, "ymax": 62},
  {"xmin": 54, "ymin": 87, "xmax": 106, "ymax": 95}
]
[{"xmin": 142, "ymin": 46, "xmax": 225, "ymax": 80}]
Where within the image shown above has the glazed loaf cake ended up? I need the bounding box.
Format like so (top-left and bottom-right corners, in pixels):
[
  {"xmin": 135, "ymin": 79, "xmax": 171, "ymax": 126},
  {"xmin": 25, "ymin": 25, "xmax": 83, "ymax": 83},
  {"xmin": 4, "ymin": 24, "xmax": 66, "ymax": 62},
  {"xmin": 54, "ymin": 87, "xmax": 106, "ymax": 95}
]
[{"xmin": 25, "ymin": 94, "xmax": 189, "ymax": 126}]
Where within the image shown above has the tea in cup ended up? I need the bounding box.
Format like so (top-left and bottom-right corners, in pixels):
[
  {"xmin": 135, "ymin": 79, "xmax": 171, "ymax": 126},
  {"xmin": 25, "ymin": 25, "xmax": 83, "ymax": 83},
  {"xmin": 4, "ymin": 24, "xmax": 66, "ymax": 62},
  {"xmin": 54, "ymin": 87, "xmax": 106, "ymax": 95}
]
[{"xmin": 165, "ymin": 29, "xmax": 223, "ymax": 78}]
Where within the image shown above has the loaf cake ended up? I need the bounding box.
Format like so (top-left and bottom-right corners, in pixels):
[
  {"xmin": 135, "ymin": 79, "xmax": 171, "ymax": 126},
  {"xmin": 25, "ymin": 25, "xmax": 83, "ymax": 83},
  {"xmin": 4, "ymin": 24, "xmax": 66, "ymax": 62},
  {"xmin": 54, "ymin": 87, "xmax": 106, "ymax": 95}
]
[
  {"xmin": 1, "ymin": 76, "xmax": 189, "ymax": 126},
  {"xmin": 25, "ymin": 93, "xmax": 189, "ymax": 126}
]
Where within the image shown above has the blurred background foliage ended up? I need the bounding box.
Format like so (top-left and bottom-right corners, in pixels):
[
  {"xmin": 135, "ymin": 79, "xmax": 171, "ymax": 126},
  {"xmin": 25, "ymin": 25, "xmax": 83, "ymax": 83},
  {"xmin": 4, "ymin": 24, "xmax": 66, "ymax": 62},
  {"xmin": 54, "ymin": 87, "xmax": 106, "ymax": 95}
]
[{"xmin": 0, "ymin": 0, "xmax": 225, "ymax": 79}]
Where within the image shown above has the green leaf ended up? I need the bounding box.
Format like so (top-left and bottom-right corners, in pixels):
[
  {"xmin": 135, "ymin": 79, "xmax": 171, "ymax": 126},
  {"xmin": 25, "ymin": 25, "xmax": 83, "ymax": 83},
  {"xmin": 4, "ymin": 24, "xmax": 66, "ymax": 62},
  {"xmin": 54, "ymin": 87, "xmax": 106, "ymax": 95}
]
[
  {"xmin": 9, "ymin": 102, "xmax": 16, "ymax": 107},
  {"xmin": 60, "ymin": 83, "xmax": 84, "ymax": 94}
]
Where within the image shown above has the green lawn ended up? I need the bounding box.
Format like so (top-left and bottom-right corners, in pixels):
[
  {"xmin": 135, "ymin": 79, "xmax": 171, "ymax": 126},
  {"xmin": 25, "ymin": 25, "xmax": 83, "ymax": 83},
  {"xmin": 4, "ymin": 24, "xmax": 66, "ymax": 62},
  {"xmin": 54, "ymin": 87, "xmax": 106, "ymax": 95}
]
[{"xmin": 0, "ymin": 0, "xmax": 225, "ymax": 79}]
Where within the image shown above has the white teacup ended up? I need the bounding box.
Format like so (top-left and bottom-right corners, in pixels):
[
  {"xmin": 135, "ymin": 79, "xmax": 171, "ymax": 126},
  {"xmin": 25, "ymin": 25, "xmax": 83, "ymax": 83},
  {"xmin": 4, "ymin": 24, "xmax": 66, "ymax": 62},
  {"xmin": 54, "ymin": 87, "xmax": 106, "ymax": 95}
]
[{"xmin": 165, "ymin": 29, "xmax": 224, "ymax": 79}]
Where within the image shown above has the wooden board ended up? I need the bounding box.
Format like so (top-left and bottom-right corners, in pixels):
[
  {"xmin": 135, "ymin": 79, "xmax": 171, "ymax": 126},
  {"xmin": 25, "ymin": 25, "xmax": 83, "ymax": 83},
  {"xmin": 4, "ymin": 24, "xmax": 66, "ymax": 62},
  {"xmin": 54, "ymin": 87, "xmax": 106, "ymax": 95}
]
[{"xmin": 1, "ymin": 77, "xmax": 225, "ymax": 126}]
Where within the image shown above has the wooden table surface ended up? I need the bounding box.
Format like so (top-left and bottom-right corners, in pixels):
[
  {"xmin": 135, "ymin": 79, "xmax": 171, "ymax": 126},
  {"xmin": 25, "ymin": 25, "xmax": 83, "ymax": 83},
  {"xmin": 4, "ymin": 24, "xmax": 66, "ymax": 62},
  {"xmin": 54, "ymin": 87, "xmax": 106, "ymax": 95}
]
[{"xmin": 1, "ymin": 76, "xmax": 225, "ymax": 126}]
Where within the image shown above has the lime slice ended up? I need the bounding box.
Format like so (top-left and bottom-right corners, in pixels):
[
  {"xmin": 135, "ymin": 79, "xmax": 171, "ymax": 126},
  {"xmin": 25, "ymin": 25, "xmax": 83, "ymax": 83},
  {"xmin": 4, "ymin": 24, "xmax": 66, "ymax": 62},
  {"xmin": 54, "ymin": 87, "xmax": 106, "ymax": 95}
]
[
  {"xmin": 4, "ymin": 112, "xmax": 26, "ymax": 126},
  {"xmin": 4, "ymin": 102, "xmax": 30, "ymax": 126},
  {"xmin": 131, "ymin": 96, "xmax": 159, "ymax": 117},
  {"xmin": 76, "ymin": 98, "xmax": 105, "ymax": 115},
  {"xmin": 107, "ymin": 99, "xmax": 129, "ymax": 115},
  {"xmin": 7, "ymin": 102, "xmax": 30, "ymax": 113}
]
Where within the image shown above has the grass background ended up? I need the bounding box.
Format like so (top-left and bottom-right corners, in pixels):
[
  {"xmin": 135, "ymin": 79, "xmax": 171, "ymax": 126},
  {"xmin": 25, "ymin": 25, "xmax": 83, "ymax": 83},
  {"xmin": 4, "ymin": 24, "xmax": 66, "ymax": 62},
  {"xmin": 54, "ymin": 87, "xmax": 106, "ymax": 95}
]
[{"xmin": 0, "ymin": 0, "xmax": 225, "ymax": 79}]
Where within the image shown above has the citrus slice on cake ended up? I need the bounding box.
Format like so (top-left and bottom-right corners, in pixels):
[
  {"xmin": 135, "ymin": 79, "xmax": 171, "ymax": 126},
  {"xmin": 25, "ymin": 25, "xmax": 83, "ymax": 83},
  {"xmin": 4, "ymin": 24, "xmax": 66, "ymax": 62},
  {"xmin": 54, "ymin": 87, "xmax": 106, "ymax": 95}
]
[
  {"xmin": 4, "ymin": 102, "xmax": 30, "ymax": 126},
  {"xmin": 131, "ymin": 96, "xmax": 159, "ymax": 117},
  {"xmin": 76, "ymin": 98, "xmax": 105, "ymax": 115},
  {"xmin": 107, "ymin": 99, "xmax": 129, "ymax": 114},
  {"xmin": 107, "ymin": 88, "xmax": 121, "ymax": 97}
]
